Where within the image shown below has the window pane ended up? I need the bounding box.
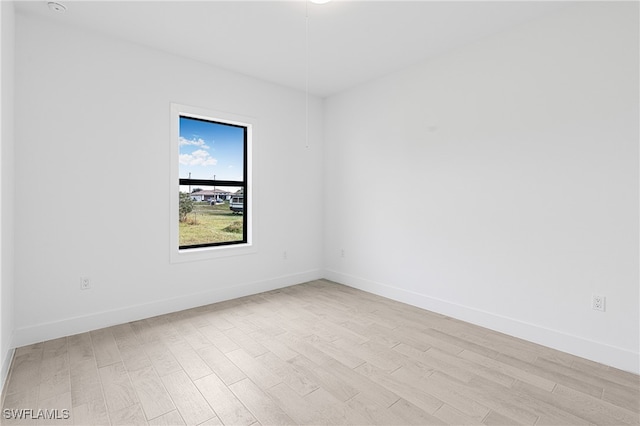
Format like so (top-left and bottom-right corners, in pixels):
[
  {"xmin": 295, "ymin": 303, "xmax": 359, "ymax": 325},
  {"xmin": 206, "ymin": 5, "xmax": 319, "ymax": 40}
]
[
  {"xmin": 172, "ymin": 104, "xmax": 252, "ymax": 258},
  {"xmin": 179, "ymin": 186, "xmax": 245, "ymax": 247},
  {"xmin": 179, "ymin": 116, "xmax": 245, "ymax": 181},
  {"xmin": 178, "ymin": 115, "xmax": 246, "ymax": 249}
]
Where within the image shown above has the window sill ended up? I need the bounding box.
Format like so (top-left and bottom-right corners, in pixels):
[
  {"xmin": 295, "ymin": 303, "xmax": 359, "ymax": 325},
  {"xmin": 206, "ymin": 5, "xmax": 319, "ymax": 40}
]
[{"xmin": 171, "ymin": 242, "xmax": 256, "ymax": 263}]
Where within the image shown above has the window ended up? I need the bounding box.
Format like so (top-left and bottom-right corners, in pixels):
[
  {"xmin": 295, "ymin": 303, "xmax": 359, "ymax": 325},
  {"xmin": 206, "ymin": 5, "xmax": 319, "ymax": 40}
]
[{"xmin": 171, "ymin": 104, "xmax": 254, "ymax": 260}]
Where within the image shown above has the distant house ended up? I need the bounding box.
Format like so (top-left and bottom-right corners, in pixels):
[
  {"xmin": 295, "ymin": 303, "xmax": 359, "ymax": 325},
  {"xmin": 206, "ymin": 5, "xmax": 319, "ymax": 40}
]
[{"xmin": 190, "ymin": 189, "xmax": 231, "ymax": 202}]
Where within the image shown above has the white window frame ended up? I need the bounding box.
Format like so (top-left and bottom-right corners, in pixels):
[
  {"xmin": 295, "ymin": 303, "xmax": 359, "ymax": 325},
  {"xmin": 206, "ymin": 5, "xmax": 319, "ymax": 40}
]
[{"xmin": 170, "ymin": 103, "xmax": 256, "ymax": 263}]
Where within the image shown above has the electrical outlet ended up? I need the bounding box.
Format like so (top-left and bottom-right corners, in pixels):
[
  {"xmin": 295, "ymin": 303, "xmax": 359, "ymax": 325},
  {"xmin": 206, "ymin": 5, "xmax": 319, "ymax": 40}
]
[
  {"xmin": 592, "ymin": 294, "xmax": 605, "ymax": 312},
  {"xmin": 80, "ymin": 276, "xmax": 91, "ymax": 290},
  {"xmin": 341, "ymin": 249, "xmax": 345, "ymax": 258},
  {"xmin": 283, "ymin": 251, "xmax": 288, "ymax": 260}
]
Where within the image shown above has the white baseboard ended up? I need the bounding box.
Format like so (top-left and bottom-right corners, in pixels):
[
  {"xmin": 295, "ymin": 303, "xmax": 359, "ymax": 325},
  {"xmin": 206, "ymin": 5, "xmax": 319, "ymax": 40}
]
[
  {"xmin": 12, "ymin": 269, "xmax": 323, "ymax": 348},
  {"xmin": 324, "ymin": 269, "xmax": 640, "ymax": 375},
  {"xmin": 9, "ymin": 268, "xmax": 639, "ymax": 375},
  {"xmin": 1, "ymin": 345, "xmax": 15, "ymax": 403}
]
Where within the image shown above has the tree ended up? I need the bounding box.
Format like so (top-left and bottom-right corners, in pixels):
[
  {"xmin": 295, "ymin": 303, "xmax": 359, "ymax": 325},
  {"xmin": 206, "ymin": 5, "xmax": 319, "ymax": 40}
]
[
  {"xmin": 191, "ymin": 187, "xmax": 203, "ymax": 193},
  {"xmin": 179, "ymin": 192, "xmax": 194, "ymax": 222}
]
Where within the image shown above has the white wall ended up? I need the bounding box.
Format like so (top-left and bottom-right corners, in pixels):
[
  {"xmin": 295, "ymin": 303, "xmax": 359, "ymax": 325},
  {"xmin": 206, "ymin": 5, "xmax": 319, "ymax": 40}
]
[
  {"xmin": 8, "ymin": 2, "xmax": 639, "ymax": 375},
  {"xmin": 13, "ymin": 12, "xmax": 324, "ymax": 345},
  {"xmin": 324, "ymin": 2, "xmax": 639, "ymax": 373},
  {"xmin": 0, "ymin": 0, "xmax": 16, "ymax": 392}
]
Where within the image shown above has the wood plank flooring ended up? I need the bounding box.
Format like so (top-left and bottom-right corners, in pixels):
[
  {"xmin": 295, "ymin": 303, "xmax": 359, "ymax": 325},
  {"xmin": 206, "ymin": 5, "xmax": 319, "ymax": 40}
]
[{"xmin": 2, "ymin": 280, "xmax": 638, "ymax": 425}]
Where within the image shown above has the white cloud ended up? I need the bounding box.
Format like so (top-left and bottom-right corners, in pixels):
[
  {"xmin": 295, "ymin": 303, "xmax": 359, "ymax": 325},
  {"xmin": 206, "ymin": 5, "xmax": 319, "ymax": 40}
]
[
  {"xmin": 179, "ymin": 149, "xmax": 218, "ymax": 166},
  {"xmin": 179, "ymin": 136, "xmax": 217, "ymax": 166},
  {"xmin": 179, "ymin": 136, "xmax": 210, "ymax": 149}
]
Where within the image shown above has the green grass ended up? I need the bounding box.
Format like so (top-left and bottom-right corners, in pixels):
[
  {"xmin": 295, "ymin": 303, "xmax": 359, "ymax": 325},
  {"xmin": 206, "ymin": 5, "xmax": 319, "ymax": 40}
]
[{"xmin": 179, "ymin": 202, "xmax": 244, "ymax": 246}]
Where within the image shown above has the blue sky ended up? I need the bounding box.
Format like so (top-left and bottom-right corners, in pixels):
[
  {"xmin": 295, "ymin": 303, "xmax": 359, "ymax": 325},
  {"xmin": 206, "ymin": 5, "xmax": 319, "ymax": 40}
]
[{"xmin": 179, "ymin": 116, "xmax": 244, "ymax": 182}]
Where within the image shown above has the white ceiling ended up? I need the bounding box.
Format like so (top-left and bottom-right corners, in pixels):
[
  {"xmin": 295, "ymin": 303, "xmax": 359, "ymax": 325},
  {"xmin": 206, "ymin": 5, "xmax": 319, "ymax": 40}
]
[{"xmin": 15, "ymin": 1, "xmax": 570, "ymax": 97}]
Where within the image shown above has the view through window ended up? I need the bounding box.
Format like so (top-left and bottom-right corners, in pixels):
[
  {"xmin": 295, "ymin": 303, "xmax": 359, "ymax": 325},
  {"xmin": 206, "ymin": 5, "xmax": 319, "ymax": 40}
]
[{"xmin": 179, "ymin": 115, "xmax": 247, "ymax": 249}]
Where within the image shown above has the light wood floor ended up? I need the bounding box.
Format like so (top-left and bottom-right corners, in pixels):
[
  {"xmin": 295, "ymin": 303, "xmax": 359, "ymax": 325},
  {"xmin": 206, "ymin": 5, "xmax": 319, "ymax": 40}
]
[{"xmin": 2, "ymin": 280, "xmax": 639, "ymax": 426}]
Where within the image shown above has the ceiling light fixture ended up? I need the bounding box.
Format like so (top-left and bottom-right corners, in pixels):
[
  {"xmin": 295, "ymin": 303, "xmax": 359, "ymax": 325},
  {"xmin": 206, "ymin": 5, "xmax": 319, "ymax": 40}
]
[
  {"xmin": 310, "ymin": 0, "xmax": 331, "ymax": 4},
  {"xmin": 47, "ymin": 1, "xmax": 67, "ymax": 13}
]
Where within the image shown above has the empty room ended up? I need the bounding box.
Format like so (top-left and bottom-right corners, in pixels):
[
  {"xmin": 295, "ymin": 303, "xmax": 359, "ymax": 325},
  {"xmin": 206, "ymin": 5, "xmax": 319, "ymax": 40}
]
[{"xmin": 1, "ymin": 0, "xmax": 638, "ymax": 425}]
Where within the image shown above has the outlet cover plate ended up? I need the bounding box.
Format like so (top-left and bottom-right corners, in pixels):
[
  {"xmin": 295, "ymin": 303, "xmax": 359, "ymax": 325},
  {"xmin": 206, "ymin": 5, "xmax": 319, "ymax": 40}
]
[{"xmin": 592, "ymin": 294, "xmax": 605, "ymax": 312}]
